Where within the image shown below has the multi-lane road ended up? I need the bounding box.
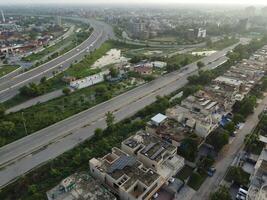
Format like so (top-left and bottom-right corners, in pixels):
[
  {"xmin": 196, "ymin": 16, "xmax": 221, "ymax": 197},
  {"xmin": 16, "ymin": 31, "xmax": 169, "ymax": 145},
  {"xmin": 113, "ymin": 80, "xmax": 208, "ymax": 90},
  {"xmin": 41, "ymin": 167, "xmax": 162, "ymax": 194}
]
[
  {"xmin": 0, "ymin": 18, "xmax": 114, "ymax": 102},
  {"xmin": 0, "ymin": 40, "xmax": 247, "ymax": 188}
]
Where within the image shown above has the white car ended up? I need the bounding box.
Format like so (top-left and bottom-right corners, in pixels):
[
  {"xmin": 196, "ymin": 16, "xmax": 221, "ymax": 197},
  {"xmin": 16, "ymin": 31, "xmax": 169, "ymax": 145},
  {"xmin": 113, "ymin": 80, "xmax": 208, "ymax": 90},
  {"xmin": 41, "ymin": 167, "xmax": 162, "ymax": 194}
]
[{"xmin": 153, "ymin": 193, "xmax": 159, "ymax": 199}]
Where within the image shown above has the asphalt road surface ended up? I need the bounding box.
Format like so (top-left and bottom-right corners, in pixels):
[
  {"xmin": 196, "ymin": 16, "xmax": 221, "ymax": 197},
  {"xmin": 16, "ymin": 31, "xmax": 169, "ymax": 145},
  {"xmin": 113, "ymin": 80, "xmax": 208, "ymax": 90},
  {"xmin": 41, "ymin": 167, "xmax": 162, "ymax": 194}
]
[
  {"xmin": 0, "ymin": 42, "xmax": 243, "ymax": 188},
  {"xmin": 0, "ymin": 18, "xmax": 115, "ymax": 102},
  {"xmin": 191, "ymin": 94, "xmax": 267, "ymax": 200},
  {"xmin": 5, "ymin": 89, "xmax": 64, "ymax": 114}
]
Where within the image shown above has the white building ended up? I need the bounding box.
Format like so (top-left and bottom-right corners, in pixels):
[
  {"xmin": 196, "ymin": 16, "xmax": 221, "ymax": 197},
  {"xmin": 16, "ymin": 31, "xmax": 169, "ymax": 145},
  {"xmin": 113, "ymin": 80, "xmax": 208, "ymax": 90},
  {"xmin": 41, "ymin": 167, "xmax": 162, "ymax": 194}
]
[
  {"xmin": 152, "ymin": 61, "xmax": 167, "ymax": 69},
  {"xmin": 70, "ymin": 72, "xmax": 107, "ymax": 90}
]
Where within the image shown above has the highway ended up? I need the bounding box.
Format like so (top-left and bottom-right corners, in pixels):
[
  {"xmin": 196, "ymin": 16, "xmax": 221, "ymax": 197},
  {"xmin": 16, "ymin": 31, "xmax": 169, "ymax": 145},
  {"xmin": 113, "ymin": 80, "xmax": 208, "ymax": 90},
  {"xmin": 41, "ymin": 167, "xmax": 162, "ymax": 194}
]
[
  {"xmin": 0, "ymin": 18, "xmax": 115, "ymax": 102},
  {"xmin": 0, "ymin": 42, "xmax": 243, "ymax": 188}
]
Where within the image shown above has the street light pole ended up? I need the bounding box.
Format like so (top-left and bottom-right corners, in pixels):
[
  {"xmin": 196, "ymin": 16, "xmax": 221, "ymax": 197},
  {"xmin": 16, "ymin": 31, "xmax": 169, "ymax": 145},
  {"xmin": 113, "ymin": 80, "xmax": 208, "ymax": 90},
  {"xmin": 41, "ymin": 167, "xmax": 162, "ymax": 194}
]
[{"xmin": 22, "ymin": 112, "xmax": 28, "ymax": 135}]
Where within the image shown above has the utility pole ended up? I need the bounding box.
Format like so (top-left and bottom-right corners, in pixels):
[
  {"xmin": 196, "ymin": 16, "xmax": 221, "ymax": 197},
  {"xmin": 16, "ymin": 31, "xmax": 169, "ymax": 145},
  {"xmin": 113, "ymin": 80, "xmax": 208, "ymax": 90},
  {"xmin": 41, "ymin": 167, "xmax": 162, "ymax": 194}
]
[{"xmin": 22, "ymin": 112, "xmax": 28, "ymax": 135}]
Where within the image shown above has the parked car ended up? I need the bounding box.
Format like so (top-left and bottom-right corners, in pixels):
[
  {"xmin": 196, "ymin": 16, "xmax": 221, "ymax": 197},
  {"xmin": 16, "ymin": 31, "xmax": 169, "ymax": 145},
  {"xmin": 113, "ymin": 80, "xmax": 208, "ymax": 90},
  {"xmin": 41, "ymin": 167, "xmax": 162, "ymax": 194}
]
[{"xmin": 207, "ymin": 167, "xmax": 216, "ymax": 177}]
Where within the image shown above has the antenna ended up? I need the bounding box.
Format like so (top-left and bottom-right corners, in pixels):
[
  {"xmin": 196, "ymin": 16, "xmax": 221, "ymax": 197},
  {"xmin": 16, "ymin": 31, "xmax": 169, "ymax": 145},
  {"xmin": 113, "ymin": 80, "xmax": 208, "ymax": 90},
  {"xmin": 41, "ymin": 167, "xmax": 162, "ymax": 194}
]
[{"xmin": 1, "ymin": 10, "xmax": 5, "ymax": 23}]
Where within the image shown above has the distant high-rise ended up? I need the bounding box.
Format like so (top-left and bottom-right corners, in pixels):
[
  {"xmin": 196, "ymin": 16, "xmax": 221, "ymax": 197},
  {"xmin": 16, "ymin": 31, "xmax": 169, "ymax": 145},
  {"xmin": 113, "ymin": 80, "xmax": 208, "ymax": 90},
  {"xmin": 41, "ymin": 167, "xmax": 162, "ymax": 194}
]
[
  {"xmin": 1, "ymin": 10, "xmax": 5, "ymax": 23},
  {"xmin": 262, "ymin": 7, "xmax": 267, "ymax": 16},
  {"xmin": 245, "ymin": 6, "xmax": 256, "ymax": 17},
  {"xmin": 55, "ymin": 16, "xmax": 62, "ymax": 27}
]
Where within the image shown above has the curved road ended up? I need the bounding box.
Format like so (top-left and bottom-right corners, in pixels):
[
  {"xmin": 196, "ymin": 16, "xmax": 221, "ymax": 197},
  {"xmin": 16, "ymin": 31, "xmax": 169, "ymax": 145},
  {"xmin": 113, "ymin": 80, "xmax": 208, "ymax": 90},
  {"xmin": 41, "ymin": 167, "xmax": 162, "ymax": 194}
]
[
  {"xmin": 0, "ymin": 18, "xmax": 115, "ymax": 102},
  {"xmin": 0, "ymin": 42, "xmax": 244, "ymax": 188}
]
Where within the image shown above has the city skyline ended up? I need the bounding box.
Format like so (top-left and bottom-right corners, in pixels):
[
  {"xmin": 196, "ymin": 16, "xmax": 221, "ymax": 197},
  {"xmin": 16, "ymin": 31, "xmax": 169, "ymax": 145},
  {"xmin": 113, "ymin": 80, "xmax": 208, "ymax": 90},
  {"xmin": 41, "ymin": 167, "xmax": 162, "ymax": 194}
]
[{"xmin": 1, "ymin": 0, "xmax": 267, "ymax": 5}]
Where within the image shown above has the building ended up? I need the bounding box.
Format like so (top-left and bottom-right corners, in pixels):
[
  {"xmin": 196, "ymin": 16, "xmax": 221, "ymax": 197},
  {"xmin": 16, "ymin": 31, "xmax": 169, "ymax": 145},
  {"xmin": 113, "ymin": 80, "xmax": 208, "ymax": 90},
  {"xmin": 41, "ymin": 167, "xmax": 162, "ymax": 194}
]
[
  {"xmin": 245, "ymin": 6, "xmax": 256, "ymax": 17},
  {"xmin": 133, "ymin": 65, "xmax": 153, "ymax": 75},
  {"xmin": 262, "ymin": 7, "xmax": 267, "ymax": 16},
  {"xmin": 166, "ymin": 90, "xmax": 226, "ymax": 138},
  {"xmin": 152, "ymin": 61, "xmax": 167, "ymax": 69},
  {"xmin": 70, "ymin": 72, "xmax": 108, "ymax": 89},
  {"xmin": 46, "ymin": 172, "xmax": 117, "ymax": 200},
  {"xmin": 127, "ymin": 20, "xmax": 149, "ymax": 40},
  {"xmin": 56, "ymin": 16, "xmax": 62, "ymax": 27},
  {"xmin": 197, "ymin": 28, "xmax": 207, "ymax": 38},
  {"xmin": 121, "ymin": 130, "xmax": 184, "ymax": 179},
  {"xmin": 89, "ymin": 147, "xmax": 164, "ymax": 200},
  {"xmin": 146, "ymin": 113, "xmax": 197, "ymax": 147},
  {"xmin": 247, "ymin": 146, "xmax": 267, "ymax": 200}
]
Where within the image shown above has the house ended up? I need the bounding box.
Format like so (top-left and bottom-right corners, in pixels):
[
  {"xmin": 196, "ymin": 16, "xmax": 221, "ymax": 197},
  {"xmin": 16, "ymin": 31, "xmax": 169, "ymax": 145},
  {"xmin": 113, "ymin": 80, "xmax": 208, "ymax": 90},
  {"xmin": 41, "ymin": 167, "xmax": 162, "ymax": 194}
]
[
  {"xmin": 46, "ymin": 172, "xmax": 116, "ymax": 200},
  {"xmin": 133, "ymin": 65, "xmax": 153, "ymax": 75},
  {"xmin": 166, "ymin": 90, "xmax": 225, "ymax": 138},
  {"xmin": 89, "ymin": 147, "xmax": 164, "ymax": 200},
  {"xmin": 121, "ymin": 130, "xmax": 185, "ymax": 180},
  {"xmin": 247, "ymin": 146, "xmax": 267, "ymax": 200},
  {"xmin": 146, "ymin": 115, "xmax": 194, "ymax": 147},
  {"xmin": 152, "ymin": 61, "xmax": 167, "ymax": 69},
  {"xmin": 70, "ymin": 71, "xmax": 108, "ymax": 90}
]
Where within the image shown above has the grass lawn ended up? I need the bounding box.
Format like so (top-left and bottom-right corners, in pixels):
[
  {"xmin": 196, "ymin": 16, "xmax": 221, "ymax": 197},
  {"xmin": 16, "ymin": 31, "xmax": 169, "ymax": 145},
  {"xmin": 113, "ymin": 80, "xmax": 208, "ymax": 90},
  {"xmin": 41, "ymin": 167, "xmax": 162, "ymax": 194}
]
[
  {"xmin": 175, "ymin": 165, "xmax": 194, "ymax": 181},
  {"xmin": 209, "ymin": 37, "xmax": 239, "ymax": 50},
  {"xmin": 149, "ymin": 36, "xmax": 177, "ymax": 42},
  {"xmin": 187, "ymin": 171, "xmax": 207, "ymax": 191},
  {"xmin": 0, "ymin": 65, "xmax": 19, "ymax": 78},
  {"xmin": 167, "ymin": 53, "xmax": 202, "ymax": 65}
]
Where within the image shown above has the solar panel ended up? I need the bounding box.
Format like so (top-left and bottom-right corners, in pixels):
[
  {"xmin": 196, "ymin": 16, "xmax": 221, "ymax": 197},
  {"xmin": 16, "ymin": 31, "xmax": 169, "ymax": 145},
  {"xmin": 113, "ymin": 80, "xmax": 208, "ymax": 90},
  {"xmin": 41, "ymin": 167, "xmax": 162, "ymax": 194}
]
[
  {"xmin": 142, "ymin": 143, "xmax": 155, "ymax": 154},
  {"xmin": 151, "ymin": 147, "xmax": 165, "ymax": 160},
  {"xmin": 107, "ymin": 155, "xmax": 136, "ymax": 174}
]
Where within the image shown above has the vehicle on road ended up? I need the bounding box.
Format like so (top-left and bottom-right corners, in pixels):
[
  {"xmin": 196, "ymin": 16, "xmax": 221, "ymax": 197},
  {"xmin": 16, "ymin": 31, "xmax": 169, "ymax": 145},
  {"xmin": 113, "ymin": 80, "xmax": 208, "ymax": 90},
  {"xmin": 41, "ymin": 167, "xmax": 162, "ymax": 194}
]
[{"xmin": 207, "ymin": 167, "xmax": 216, "ymax": 177}]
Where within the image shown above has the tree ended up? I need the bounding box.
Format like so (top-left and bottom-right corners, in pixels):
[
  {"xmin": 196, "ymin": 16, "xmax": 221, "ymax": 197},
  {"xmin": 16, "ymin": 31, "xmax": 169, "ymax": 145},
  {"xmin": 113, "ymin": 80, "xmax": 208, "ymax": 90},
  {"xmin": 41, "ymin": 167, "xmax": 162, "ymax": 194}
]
[
  {"xmin": 94, "ymin": 128, "xmax": 103, "ymax": 139},
  {"xmin": 197, "ymin": 61, "xmax": 205, "ymax": 69},
  {"xmin": 233, "ymin": 96, "xmax": 257, "ymax": 117},
  {"xmin": 210, "ymin": 186, "xmax": 231, "ymax": 200},
  {"xmin": 178, "ymin": 137, "xmax": 198, "ymax": 162},
  {"xmin": 0, "ymin": 104, "xmax": 5, "ymax": 118},
  {"xmin": 198, "ymin": 156, "xmax": 214, "ymax": 171},
  {"xmin": 207, "ymin": 129, "xmax": 229, "ymax": 151},
  {"xmin": 225, "ymin": 166, "xmax": 250, "ymax": 185},
  {"xmin": 0, "ymin": 121, "xmax": 15, "ymax": 135},
  {"xmin": 105, "ymin": 111, "xmax": 115, "ymax": 128},
  {"xmin": 224, "ymin": 122, "xmax": 235, "ymax": 133},
  {"xmin": 232, "ymin": 114, "xmax": 245, "ymax": 124},
  {"xmin": 244, "ymin": 133, "xmax": 259, "ymax": 153},
  {"xmin": 62, "ymin": 87, "xmax": 71, "ymax": 96},
  {"xmin": 40, "ymin": 77, "xmax": 47, "ymax": 84},
  {"xmin": 109, "ymin": 67, "xmax": 119, "ymax": 78}
]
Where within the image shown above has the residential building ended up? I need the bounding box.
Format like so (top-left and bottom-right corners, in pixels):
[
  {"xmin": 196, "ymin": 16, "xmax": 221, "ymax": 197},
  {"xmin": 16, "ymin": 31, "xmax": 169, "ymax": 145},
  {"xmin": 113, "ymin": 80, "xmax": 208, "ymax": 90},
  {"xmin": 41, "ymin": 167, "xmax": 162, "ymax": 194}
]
[
  {"xmin": 121, "ymin": 130, "xmax": 185, "ymax": 179},
  {"xmin": 247, "ymin": 146, "xmax": 267, "ymax": 200},
  {"xmin": 133, "ymin": 65, "xmax": 153, "ymax": 75},
  {"xmin": 70, "ymin": 72, "xmax": 108, "ymax": 89},
  {"xmin": 197, "ymin": 28, "xmax": 207, "ymax": 38},
  {"xmin": 166, "ymin": 90, "xmax": 226, "ymax": 138},
  {"xmin": 89, "ymin": 147, "xmax": 164, "ymax": 200},
  {"xmin": 146, "ymin": 114, "xmax": 199, "ymax": 147},
  {"xmin": 46, "ymin": 172, "xmax": 117, "ymax": 200},
  {"xmin": 152, "ymin": 61, "xmax": 167, "ymax": 69}
]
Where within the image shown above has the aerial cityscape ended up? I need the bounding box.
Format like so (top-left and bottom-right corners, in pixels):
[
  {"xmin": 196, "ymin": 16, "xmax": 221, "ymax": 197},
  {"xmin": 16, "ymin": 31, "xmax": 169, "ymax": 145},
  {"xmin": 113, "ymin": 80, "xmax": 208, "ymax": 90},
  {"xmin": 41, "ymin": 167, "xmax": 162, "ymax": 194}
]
[{"xmin": 0, "ymin": 0, "xmax": 267, "ymax": 200}]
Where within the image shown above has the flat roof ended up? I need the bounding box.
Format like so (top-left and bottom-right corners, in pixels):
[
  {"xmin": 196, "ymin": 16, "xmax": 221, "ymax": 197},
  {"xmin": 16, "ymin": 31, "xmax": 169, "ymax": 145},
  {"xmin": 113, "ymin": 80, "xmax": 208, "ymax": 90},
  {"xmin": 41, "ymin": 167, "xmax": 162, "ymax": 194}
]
[
  {"xmin": 151, "ymin": 113, "xmax": 167, "ymax": 124},
  {"xmin": 46, "ymin": 172, "xmax": 116, "ymax": 200}
]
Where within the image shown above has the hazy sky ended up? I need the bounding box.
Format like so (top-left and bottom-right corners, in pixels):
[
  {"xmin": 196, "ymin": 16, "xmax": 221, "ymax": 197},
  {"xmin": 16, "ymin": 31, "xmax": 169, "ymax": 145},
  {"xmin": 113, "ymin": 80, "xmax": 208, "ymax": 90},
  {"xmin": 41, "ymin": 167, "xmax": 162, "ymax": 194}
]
[{"xmin": 1, "ymin": 0, "xmax": 267, "ymax": 5}]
